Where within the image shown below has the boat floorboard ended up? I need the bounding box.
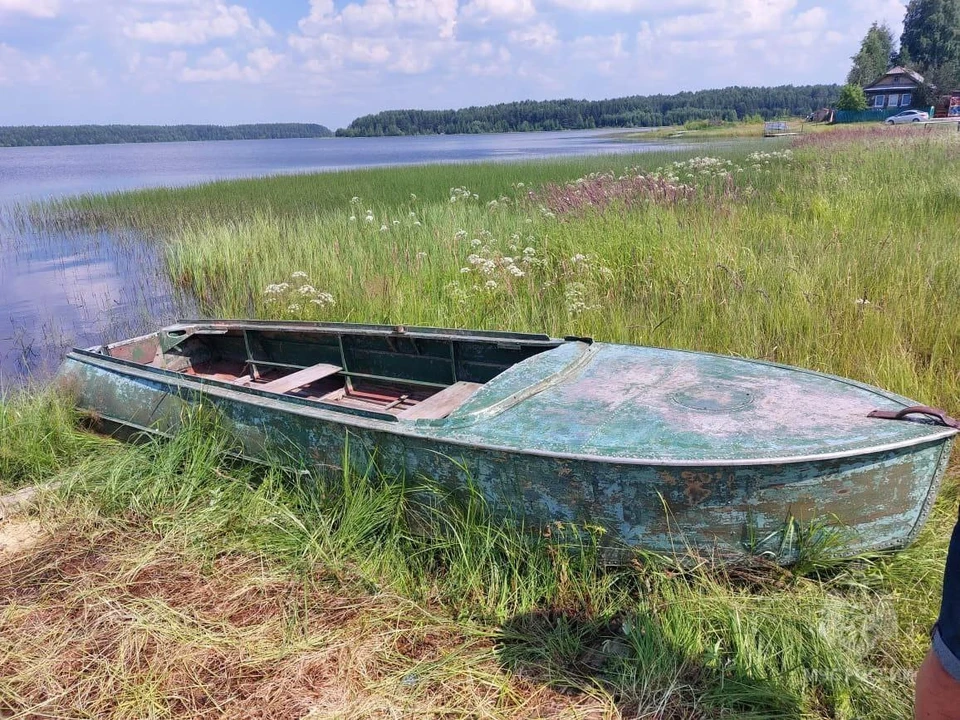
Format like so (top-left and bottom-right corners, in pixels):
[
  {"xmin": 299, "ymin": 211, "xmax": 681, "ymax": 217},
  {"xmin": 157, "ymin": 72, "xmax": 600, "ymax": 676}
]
[
  {"xmin": 400, "ymin": 381, "xmax": 483, "ymax": 420},
  {"xmin": 182, "ymin": 359, "xmax": 461, "ymax": 417}
]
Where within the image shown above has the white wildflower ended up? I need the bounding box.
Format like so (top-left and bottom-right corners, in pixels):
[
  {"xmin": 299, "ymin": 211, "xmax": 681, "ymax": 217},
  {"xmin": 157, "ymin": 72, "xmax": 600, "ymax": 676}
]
[{"xmin": 291, "ymin": 271, "xmax": 309, "ymax": 280}]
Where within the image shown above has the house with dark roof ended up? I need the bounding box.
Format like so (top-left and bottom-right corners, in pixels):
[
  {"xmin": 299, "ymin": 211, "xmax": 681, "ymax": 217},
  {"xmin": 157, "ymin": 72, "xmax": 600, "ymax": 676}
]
[{"xmin": 863, "ymin": 67, "xmax": 924, "ymax": 110}]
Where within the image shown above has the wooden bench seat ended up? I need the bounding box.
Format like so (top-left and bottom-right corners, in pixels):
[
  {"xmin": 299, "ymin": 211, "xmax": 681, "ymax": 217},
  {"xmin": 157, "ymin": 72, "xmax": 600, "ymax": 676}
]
[
  {"xmin": 399, "ymin": 381, "xmax": 482, "ymax": 420},
  {"xmin": 259, "ymin": 363, "xmax": 342, "ymax": 394}
]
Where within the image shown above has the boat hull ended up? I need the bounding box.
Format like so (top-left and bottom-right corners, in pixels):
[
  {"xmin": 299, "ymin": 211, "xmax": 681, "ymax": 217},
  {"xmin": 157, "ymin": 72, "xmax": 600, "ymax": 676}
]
[{"xmin": 56, "ymin": 352, "xmax": 954, "ymax": 562}]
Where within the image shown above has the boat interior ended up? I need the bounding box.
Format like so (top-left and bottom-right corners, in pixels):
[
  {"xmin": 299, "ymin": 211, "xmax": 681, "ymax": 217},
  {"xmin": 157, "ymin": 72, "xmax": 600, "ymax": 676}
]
[{"xmin": 99, "ymin": 322, "xmax": 568, "ymax": 420}]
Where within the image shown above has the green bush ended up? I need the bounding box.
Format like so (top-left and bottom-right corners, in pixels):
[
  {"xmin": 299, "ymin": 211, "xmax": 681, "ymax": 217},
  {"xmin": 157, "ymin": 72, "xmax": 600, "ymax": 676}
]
[{"xmin": 837, "ymin": 83, "xmax": 869, "ymax": 111}]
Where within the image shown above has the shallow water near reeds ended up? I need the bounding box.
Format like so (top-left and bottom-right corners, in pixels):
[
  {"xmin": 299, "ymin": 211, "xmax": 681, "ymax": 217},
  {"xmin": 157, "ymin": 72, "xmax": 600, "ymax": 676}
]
[
  {"xmin": 0, "ymin": 129, "xmax": 731, "ymax": 387},
  {"xmin": 0, "ymin": 219, "xmax": 193, "ymax": 386}
]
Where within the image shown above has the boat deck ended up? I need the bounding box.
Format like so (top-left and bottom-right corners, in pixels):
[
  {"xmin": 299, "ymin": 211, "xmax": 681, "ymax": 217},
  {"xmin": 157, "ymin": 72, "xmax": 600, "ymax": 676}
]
[{"xmin": 183, "ymin": 359, "xmax": 481, "ymax": 419}]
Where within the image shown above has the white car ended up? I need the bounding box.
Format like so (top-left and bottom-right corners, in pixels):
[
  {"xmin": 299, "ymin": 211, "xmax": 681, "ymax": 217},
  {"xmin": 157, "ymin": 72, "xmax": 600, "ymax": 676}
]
[{"xmin": 886, "ymin": 110, "xmax": 929, "ymax": 124}]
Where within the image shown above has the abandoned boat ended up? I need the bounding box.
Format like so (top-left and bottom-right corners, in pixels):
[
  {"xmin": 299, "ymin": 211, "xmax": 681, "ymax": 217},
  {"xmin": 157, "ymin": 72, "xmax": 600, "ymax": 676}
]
[{"xmin": 56, "ymin": 320, "xmax": 958, "ymax": 561}]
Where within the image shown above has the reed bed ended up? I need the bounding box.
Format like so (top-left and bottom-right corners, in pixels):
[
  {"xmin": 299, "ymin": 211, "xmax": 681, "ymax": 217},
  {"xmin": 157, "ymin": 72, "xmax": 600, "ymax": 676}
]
[
  {"xmin": 136, "ymin": 130, "xmax": 960, "ymax": 410},
  {"xmin": 2, "ymin": 124, "xmax": 959, "ymax": 718}
]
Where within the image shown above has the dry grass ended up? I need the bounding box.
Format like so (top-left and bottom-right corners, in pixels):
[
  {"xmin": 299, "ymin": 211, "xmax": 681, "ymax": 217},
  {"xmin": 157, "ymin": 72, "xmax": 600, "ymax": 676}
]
[{"xmin": 0, "ymin": 508, "xmax": 614, "ymax": 720}]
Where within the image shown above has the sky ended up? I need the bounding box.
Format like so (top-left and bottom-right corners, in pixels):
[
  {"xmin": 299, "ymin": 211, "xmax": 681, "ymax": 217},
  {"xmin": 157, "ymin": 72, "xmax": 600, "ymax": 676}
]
[{"xmin": 0, "ymin": 0, "xmax": 909, "ymax": 129}]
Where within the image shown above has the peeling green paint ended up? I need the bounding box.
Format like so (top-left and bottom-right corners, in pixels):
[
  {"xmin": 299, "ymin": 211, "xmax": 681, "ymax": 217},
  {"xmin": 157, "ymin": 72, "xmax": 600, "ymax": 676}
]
[{"xmin": 55, "ymin": 321, "xmax": 958, "ymax": 563}]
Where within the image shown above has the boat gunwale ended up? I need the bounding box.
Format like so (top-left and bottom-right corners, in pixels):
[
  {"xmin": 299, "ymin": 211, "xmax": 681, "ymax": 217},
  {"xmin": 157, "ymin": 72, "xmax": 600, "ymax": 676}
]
[
  {"xmin": 161, "ymin": 319, "xmax": 568, "ymax": 345},
  {"xmin": 63, "ymin": 346, "xmax": 959, "ymax": 468},
  {"xmin": 160, "ymin": 320, "xmax": 922, "ymax": 409}
]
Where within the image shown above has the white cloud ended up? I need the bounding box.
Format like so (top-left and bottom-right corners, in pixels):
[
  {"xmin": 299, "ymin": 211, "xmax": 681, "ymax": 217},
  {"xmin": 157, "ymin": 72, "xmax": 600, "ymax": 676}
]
[
  {"xmin": 569, "ymin": 32, "xmax": 627, "ymax": 74},
  {"xmin": 292, "ymin": 0, "xmax": 465, "ymax": 76},
  {"xmin": 656, "ymin": 0, "xmax": 797, "ymax": 39},
  {"xmin": 508, "ymin": 22, "xmax": 557, "ymax": 50},
  {"xmin": 546, "ymin": 0, "xmax": 709, "ymax": 11},
  {"xmin": 299, "ymin": 0, "xmax": 459, "ymax": 40},
  {"xmin": 850, "ymin": 0, "xmax": 907, "ymax": 33},
  {"xmin": 0, "ymin": 43, "xmax": 56, "ymax": 84},
  {"xmin": 298, "ymin": 0, "xmax": 336, "ymax": 32},
  {"xmin": 0, "ymin": 0, "xmax": 58, "ymax": 19},
  {"xmin": 462, "ymin": 0, "xmax": 536, "ymax": 24},
  {"xmin": 463, "ymin": 43, "xmax": 512, "ymax": 75},
  {"xmin": 177, "ymin": 45, "xmax": 282, "ymax": 82},
  {"xmin": 793, "ymin": 6, "xmax": 827, "ymax": 31},
  {"xmin": 247, "ymin": 46, "xmax": 282, "ymax": 74},
  {"xmin": 124, "ymin": 1, "xmax": 273, "ymax": 45}
]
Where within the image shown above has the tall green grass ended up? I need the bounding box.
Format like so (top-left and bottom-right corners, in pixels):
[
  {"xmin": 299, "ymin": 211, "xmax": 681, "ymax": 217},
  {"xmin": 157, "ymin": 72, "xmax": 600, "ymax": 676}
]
[
  {"xmin": 87, "ymin": 129, "xmax": 959, "ymax": 411},
  {"xmin": 2, "ymin": 393, "xmax": 949, "ymax": 717},
  {"xmin": 39, "ymin": 150, "xmax": 726, "ymax": 230}
]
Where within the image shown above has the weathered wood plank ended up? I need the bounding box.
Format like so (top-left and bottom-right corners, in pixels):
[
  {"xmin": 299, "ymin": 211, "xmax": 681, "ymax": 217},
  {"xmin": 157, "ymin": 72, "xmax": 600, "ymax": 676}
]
[
  {"xmin": 260, "ymin": 363, "xmax": 342, "ymax": 394},
  {"xmin": 400, "ymin": 381, "xmax": 482, "ymax": 420}
]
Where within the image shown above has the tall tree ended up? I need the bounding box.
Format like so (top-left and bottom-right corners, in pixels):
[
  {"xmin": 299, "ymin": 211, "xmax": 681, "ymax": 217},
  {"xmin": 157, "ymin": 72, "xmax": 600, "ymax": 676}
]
[
  {"xmin": 848, "ymin": 23, "xmax": 896, "ymax": 86},
  {"xmin": 901, "ymin": 0, "xmax": 960, "ymax": 71},
  {"xmin": 892, "ymin": 43, "xmax": 913, "ymax": 67}
]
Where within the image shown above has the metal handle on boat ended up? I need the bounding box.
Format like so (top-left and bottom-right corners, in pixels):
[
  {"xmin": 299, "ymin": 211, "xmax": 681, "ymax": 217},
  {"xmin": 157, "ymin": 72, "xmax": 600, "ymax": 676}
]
[{"xmin": 868, "ymin": 406, "xmax": 960, "ymax": 430}]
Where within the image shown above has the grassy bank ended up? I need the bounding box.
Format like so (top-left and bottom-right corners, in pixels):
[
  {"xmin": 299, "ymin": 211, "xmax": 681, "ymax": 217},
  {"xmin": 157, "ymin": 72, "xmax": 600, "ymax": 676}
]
[
  {"xmin": 3, "ymin": 123, "xmax": 960, "ymax": 718},
  {"xmin": 2, "ymin": 390, "xmax": 955, "ymax": 719},
  {"xmin": 618, "ymin": 119, "xmax": 836, "ymax": 142}
]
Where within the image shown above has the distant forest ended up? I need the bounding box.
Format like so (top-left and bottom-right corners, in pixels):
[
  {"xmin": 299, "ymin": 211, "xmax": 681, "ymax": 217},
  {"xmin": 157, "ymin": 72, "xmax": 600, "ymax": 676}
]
[
  {"xmin": 0, "ymin": 123, "xmax": 333, "ymax": 147},
  {"xmin": 336, "ymin": 85, "xmax": 841, "ymax": 136}
]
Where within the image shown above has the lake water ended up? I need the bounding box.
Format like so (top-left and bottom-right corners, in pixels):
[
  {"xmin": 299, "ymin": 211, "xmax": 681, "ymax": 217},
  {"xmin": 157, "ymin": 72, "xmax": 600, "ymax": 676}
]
[
  {"xmin": 0, "ymin": 129, "xmax": 691, "ymax": 386},
  {"xmin": 0, "ymin": 129, "xmax": 664, "ymax": 205}
]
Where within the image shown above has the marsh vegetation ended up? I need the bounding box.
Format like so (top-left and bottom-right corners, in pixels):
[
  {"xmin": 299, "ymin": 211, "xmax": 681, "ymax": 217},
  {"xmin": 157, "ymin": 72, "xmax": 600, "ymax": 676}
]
[{"xmin": 3, "ymin": 124, "xmax": 960, "ymax": 718}]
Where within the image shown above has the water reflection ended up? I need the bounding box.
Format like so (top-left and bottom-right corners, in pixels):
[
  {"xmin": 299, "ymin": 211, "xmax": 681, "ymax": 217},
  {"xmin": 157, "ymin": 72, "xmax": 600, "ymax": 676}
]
[{"xmin": 0, "ymin": 221, "xmax": 193, "ymax": 388}]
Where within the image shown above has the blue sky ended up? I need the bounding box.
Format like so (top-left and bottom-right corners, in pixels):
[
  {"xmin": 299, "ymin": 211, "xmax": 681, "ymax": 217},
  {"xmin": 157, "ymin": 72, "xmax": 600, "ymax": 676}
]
[{"xmin": 0, "ymin": 0, "xmax": 908, "ymax": 129}]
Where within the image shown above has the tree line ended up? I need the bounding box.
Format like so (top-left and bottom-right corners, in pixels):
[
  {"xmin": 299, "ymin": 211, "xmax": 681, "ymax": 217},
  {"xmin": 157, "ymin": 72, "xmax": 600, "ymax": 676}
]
[
  {"xmin": 841, "ymin": 0, "xmax": 960, "ymax": 111},
  {"xmin": 0, "ymin": 123, "xmax": 333, "ymax": 147},
  {"xmin": 335, "ymin": 85, "xmax": 841, "ymax": 137}
]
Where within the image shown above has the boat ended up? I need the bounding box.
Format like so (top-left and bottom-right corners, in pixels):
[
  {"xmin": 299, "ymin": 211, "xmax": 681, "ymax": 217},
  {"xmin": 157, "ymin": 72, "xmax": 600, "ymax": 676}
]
[{"xmin": 56, "ymin": 320, "xmax": 958, "ymax": 562}]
